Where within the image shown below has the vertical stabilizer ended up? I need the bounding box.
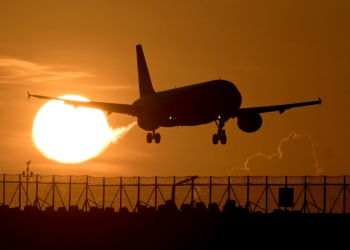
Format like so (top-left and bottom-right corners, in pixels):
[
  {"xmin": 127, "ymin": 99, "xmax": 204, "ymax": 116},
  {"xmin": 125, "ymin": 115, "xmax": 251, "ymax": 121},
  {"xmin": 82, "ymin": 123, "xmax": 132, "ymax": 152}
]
[{"xmin": 136, "ymin": 44, "xmax": 156, "ymax": 97}]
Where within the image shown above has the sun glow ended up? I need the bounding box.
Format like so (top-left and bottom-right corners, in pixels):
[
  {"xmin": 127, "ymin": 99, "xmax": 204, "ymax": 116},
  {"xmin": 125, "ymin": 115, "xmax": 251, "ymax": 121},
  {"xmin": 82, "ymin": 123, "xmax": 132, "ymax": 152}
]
[{"xmin": 32, "ymin": 95, "xmax": 135, "ymax": 163}]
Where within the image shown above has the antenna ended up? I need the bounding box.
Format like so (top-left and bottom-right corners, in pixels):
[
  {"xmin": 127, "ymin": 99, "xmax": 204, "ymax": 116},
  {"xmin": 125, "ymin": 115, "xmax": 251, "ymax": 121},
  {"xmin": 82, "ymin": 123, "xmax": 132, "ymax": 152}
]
[
  {"xmin": 23, "ymin": 160, "xmax": 33, "ymax": 179},
  {"xmin": 23, "ymin": 160, "xmax": 33, "ymax": 207}
]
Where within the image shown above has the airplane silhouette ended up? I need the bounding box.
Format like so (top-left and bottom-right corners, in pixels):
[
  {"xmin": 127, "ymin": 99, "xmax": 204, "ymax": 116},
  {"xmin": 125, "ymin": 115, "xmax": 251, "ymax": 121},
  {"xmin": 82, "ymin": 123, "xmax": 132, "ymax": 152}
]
[{"xmin": 28, "ymin": 44, "xmax": 321, "ymax": 145}]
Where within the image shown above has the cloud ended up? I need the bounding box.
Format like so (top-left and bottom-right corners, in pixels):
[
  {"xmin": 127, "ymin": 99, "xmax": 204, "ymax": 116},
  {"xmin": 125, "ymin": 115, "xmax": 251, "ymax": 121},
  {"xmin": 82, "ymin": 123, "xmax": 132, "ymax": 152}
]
[
  {"xmin": 229, "ymin": 132, "xmax": 323, "ymax": 176},
  {"xmin": 0, "ymin": 57, "xmax": 92, "ymax": 84}
]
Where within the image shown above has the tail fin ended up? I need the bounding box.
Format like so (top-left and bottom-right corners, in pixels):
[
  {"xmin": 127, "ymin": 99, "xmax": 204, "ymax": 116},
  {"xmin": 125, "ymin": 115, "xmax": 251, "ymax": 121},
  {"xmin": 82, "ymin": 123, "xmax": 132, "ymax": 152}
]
[{"xmin": 136, "ymin": 44, "xmax": 156, "ymax": 98}]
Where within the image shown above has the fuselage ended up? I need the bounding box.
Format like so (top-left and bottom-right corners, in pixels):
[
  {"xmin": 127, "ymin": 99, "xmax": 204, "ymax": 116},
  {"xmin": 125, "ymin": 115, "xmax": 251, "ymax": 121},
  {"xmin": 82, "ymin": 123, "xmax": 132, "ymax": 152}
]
[
  {"xmin": 29, "ymin": 44, "xmax": 321, "ymax": 144},
  {"xmin": 133, "ymin": 80, "xmax": 242, "ymax": 130}
]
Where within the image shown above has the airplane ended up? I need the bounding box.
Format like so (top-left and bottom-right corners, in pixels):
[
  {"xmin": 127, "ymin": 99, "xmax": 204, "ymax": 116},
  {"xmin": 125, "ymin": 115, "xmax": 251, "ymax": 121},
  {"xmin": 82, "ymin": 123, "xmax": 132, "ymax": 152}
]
[{"xmin": 28, "ymin": 44, "xmax": 321, "ymax": 145}]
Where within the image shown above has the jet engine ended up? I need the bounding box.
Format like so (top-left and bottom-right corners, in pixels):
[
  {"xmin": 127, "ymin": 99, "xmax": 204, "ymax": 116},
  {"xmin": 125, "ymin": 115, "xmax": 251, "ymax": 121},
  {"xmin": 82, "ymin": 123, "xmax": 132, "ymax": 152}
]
[
  {"xmin": 237, "ymin": 113, "xmax": 262, "ymax": 133},
  {"xmin": 137, "ymin": 110, "xmax": 161, "ymax": 131}
]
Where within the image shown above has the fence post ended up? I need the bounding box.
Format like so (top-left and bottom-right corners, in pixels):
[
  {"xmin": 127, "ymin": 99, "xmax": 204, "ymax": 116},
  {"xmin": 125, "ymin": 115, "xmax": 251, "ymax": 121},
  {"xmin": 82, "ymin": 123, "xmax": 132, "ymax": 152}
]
[
  {"xmin": 35, "ymin": 175, "xmax": 38, "ymax": 207},
  {"xmin": 68, "ymin": 175, "xmax": 71, "ymax": 210},
  {"xmin": 26, "ymin": 173, "xmax": 29, "ymax": 207},
  {"xmin": 120, "ymin": 177, "xmax": 123, "ymax": 210},
  {"xmin": 285, "ymin": 176, "xmax": 288, "ymax": 210},
  {"xmin": 3, "ymin": 174, "xmax": 5, "ymax": 206},
  {"xmin": 155, "ymin": 177, "xmax": 158, "ymax": 209},
  {"xmin": 138, "ymin": 177, "xmax": 140, "ymax": 204},
  {"xmin": 19, "ymin": 174, "xmax": 21, "ymax": 210},
  {"xmin": 324, "ymin": 175, "xmax": 326, "ymax": 214},
  {"xmin": 209, "ymin": 176, "xmax": 212, "ymax": 205},
  {"xmin": 171, "ymin": 176, "xmax": 175, "ymax": 201},
  {"xmin": 52, "ymin": 175, "xmax": 55, "ymax": 210},
  {"xmin": 246, "ymin": 176, "xmax": 250, "ymax": 209},
  {"xmin": 137, "ymin": 177, "xmax": 140, "ymax": 210},
  {"xmin": 228, "ymin": 176, "xmax": 230, "ymax": 200},
  {"xmin": 266, "ymin": 176, "xmax": 268, "ymax": 213},
  {"xmin": 85, "ymin": 175, "xmax": 88, "ymax": 211},
  {"xmin": 344, "ymin": 175, "xmax": 346, "ymax": 214},
  {"xmin": 103, "ymin": 177, "xmax": 105, "ymax": 210},
  {"xmin": 191, "ymin": 177, "xmax": 194, "ymax": 207},
  {"xmin": 303, "ymin": 176, "xmax": 307, "ymax": 213}
]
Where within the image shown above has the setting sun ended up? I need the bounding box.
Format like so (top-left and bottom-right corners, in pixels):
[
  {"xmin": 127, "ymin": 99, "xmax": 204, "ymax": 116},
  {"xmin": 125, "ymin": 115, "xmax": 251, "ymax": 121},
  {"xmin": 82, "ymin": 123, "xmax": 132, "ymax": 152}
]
[{"xmin": 32, "ymin": 95, "xmax": 134, "ymax": 163}]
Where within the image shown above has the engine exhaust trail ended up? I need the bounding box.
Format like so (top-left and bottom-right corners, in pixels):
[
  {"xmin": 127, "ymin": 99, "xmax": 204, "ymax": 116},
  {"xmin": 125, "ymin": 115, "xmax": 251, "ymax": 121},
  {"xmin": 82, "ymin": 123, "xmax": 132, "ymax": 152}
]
[{"xmin": 109, "ymin": 121, "xmax": 137, "ymax": 144}]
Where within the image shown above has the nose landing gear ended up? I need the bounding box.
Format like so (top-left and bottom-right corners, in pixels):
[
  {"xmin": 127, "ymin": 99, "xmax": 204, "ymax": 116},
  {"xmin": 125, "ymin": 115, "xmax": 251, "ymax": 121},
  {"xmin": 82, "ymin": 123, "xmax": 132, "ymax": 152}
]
[
  {"xmin": 147, "ymin": 131, "xmax": 161, "ymax": 144},
  {"xmin": 212, "ymin": 120, "xmax": 227, "ymax": 145}
]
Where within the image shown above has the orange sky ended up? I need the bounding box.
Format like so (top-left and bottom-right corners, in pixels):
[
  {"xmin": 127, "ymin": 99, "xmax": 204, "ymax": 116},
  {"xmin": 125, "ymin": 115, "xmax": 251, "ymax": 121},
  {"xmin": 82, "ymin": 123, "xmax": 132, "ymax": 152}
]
[{"xmin": 0, "ymin": 1, "xmax": 349, "ymax": 177}]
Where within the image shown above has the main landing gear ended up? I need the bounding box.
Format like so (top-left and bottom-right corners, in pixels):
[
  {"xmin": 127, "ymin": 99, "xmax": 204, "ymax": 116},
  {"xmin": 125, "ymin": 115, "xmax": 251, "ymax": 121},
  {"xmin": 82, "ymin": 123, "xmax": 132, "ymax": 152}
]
[
  {"xmin": 212, "ymin": 120, "xmax": 227, "ymax": 145},
  {"xmin": 147, "ymin": 131, "xmax": 161, "ymax": 144}
]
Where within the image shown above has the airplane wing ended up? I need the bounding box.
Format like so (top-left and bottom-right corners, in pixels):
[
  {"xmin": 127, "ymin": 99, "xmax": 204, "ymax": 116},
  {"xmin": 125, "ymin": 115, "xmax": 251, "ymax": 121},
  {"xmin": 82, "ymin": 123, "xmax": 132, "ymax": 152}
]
[
  {"xmin": 237, "ymin": 98, "xmax": 322, "ymax": 116},
  {"xmin": 28, "ymin": 93, "xmax": 143, "ymax": 117}
]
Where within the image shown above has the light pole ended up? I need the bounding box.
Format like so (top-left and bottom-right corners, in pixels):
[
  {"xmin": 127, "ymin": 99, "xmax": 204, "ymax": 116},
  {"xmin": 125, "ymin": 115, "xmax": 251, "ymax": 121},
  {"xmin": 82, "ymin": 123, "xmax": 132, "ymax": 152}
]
[{"xmin": 22, "ymin": 160, "xmax": 33, "ymax": 207}]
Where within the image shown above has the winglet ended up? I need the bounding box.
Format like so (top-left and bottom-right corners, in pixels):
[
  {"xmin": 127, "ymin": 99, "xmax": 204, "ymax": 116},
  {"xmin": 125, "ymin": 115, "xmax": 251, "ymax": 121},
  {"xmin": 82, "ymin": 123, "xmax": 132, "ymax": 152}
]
[
  {"xmin": 318, "ymin": 97, "xmax": 322, "ymax": 105},
  {"xmin": 27, "ymin": 91, "xmax": 31, "ymax": 100}
]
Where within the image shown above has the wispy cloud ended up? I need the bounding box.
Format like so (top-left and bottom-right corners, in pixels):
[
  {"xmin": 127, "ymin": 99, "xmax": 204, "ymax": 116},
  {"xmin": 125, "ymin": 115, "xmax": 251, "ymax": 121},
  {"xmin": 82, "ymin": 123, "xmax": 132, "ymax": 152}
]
[
  {"xmin": 0, "ymin": 57, "xmax": 92, "ymax": 84},
  {"xmin": 229, "ymin": 132, "xmax": 323, "ymax": 176}
]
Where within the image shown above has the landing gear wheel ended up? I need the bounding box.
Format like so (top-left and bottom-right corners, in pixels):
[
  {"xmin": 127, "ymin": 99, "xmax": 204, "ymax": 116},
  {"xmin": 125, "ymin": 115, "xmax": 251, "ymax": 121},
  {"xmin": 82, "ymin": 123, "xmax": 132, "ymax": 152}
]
[
  {"xmin": 146, "ymin": 131, "xmax": 161, "ymax": 143},
  {"xmin": 154, "ymin": 133, "xmax": 161, "ymax": 144},
  {"xmin": 220, "ymin": 134, "xmax": 227, "ymax": 145},
  {"xmin": 146, "ymin": 133, "xmax": 153, "ymax": 143},
  {"xmin": 213, "ymin": 119, "xmax": 227, "ymax": 145},
  {"xmin": 212, "ymin": 134, "xmax": 219, "ymax": 145}
]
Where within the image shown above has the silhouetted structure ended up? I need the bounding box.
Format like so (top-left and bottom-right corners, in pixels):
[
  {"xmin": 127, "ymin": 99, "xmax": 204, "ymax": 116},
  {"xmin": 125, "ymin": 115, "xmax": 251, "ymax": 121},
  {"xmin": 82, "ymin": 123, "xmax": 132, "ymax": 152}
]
[
  {"xmin": 1, "ymin": 200, "xmax": 348, "ymax": 249},
  {"xmin": 0, "ymin": 175, "xmax": 349, "ymax": 214}
]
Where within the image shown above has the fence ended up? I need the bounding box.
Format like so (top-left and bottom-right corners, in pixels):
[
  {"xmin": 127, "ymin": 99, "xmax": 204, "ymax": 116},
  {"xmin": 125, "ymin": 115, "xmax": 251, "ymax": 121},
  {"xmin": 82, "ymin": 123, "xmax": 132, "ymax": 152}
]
[{"xmin": 0, "ymin": 175, "xmax": 349, "ymax": 213}]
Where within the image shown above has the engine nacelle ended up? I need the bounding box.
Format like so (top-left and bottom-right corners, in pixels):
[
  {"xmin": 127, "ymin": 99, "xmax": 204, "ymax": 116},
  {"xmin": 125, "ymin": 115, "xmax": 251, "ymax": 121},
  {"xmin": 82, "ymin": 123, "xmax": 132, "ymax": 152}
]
[
  {"xmin": 237, "ymin": 113, "xmax": 263, "ymax": 133},
  {"xmin": 137, "ymin": 110, "xmax": 160, "ymax": 131}
]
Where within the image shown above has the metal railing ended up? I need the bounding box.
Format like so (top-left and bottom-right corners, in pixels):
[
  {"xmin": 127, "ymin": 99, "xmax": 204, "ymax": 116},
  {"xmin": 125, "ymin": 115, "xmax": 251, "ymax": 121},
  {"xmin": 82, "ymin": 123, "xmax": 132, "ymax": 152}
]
[{"xmin": 0, "ymin": 174, "xmax": 349, "ymax": 213}]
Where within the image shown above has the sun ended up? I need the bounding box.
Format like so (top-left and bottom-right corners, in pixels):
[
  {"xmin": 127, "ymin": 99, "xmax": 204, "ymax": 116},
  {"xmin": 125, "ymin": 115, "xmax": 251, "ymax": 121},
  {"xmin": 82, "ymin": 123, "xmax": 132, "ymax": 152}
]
[{"xmin": 32, "ymin": 95, "xmax": 121, "ymax": 163}]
